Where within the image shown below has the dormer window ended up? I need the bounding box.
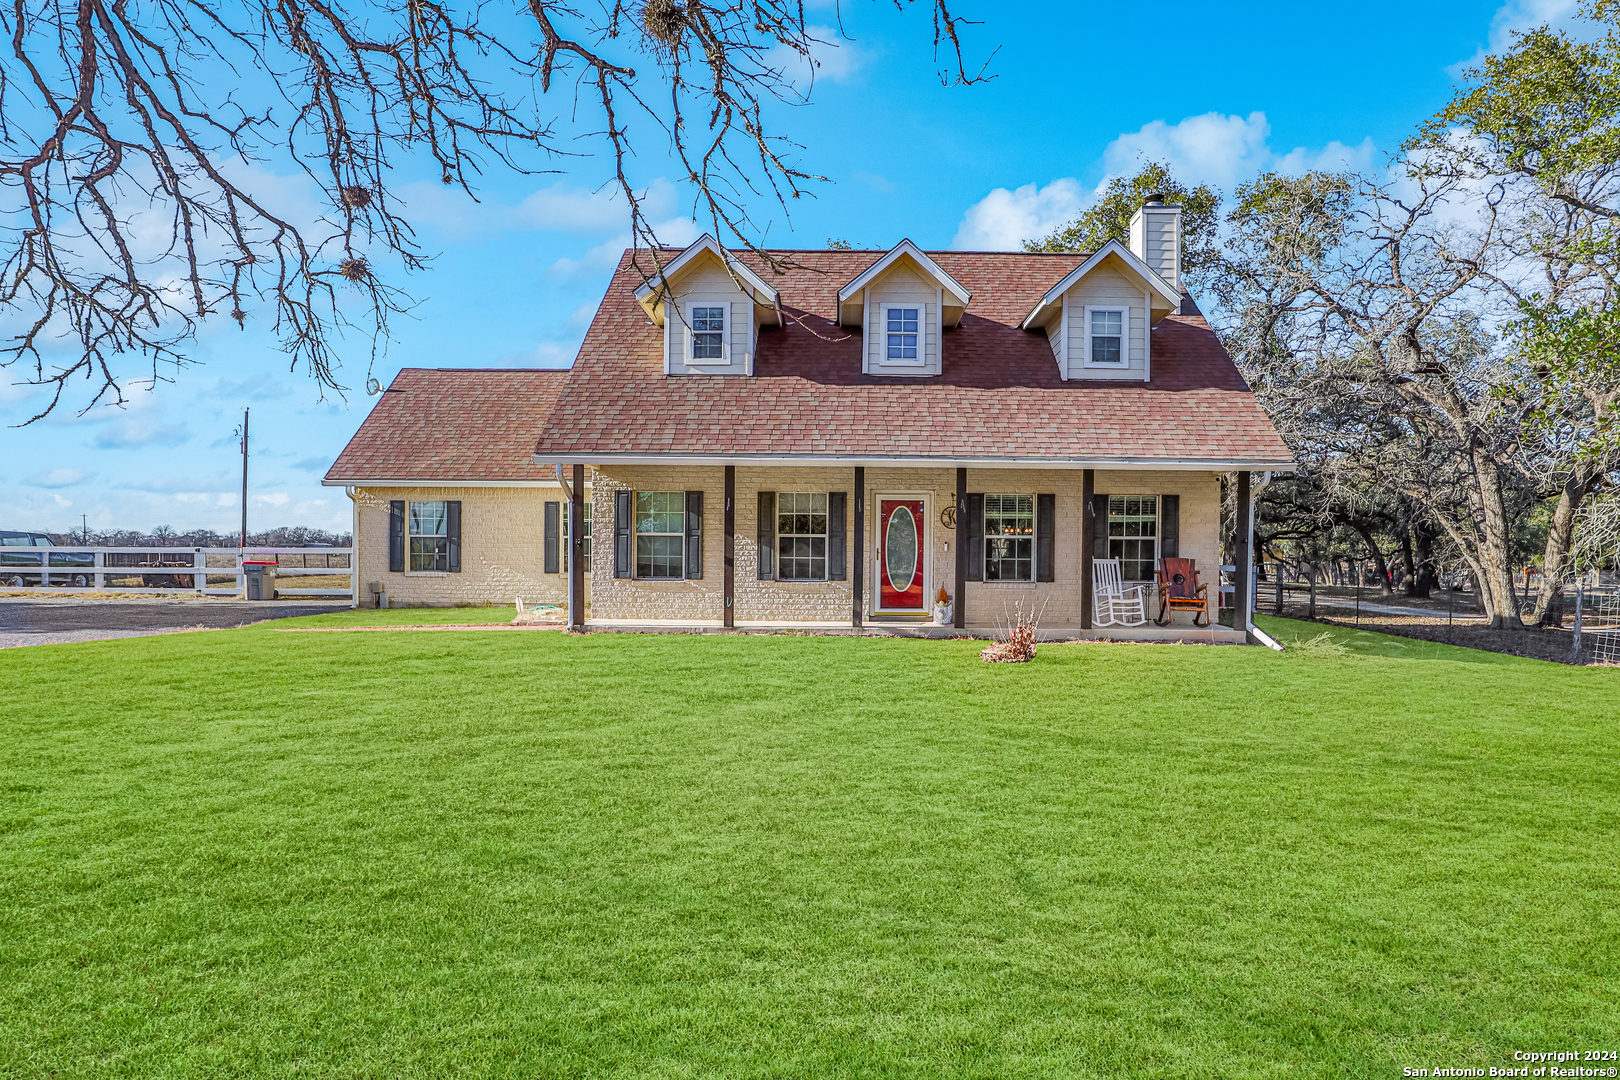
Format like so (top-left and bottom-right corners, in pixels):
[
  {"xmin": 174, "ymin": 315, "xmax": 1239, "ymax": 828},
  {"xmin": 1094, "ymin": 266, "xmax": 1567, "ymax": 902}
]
[
  {"xmin": 689, "ymin": 304, "xmax": 726, "ymax": 362},
  {"xmin": 1087, "ymin": 307, "xmax": 1124, "ymax": 365},
  {"xmin": 883, "ymin": 305, "xmax": 921, "ymax": 364}
]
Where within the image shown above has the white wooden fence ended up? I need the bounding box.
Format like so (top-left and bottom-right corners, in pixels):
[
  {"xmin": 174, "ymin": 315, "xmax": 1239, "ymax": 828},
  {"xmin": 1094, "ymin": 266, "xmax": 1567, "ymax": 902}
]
[{"xmin": 0, "ymin": 546, "xmax": 353, "ymax": 599}]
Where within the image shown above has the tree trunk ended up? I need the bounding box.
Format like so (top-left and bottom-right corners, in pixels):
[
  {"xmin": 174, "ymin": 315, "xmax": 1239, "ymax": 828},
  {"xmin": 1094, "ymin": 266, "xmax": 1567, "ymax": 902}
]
[
  {"xmin": 1424, "ymin": 444, "xmax": 1525, "ymax": 629},
  {"xmin": 1351, "ymin": 523, "xmax": 1394, "ymax": 596},
  {"xmin": 1398, "ymin": 525, "xmax": 1417, "ymax": 594},
  {"xmin": 1532, "ymin": 462, "xmax": 1604, "ymax": 626},
  {"xmin": 1472, "ymin": 463, "xmax": 1523, "ymax": 629},
  {"xmin": 1409, "ymin": 524, "xmax": 1435, "ymax": 599}
]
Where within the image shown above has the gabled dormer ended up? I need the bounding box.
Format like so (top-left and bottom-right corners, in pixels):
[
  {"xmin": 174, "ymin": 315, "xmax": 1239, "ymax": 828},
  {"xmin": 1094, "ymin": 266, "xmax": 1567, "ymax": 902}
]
[
  {"xmin": 634, "ymin": 235, "xmax": 782, "ymax": 376},
  {"xmin": 1020, "ymin": 221, "xmax": 1182, "ymax": 382},
  {"xmin": 836, "ymin": 240, "xmax": 971, "ymax": 377}
]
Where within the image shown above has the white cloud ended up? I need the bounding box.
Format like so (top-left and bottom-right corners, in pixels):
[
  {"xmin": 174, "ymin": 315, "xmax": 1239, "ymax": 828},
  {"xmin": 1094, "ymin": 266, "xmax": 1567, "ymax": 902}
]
[
  {"xmin": 51, "ymin": 493, "xmax": 72, "ymax": 507},
  {"xmin": 93, "ymin": 418, "xmax": 190, "ymax": 449},
  {"xmin": 952, "ymin": 113, "xmax": 1378, "ymax": 251},
  {"xmin": 1452, "ymin": 0, "xmax": 1588, "ymax": 74},
  {"xmin": 546, "ymin": 217, "xmax": 701, "ymax": 282},
  {"xmin": 51, "ymin": 382, "xmax": 194, "ymax": 449},
  {"xmin": 125, "ymin": 470, "xmax": 238, "ymax": 494},
  {"xmin": 27, "ymin": 467, "xmax": 91, "ymax": 488},
  {"xmin": 566, "ymin": 298, "xmax": 601, "ymax": 333},
  {"xmin": 199, "ymin": 373, "xmax": 292, "ymax": 402},
  {"xmin": 950, "ymin": 179, "xmax": 1086, "ymax": 251},
  {"xmin": 396, "ymin": 178, "xmax": 684, "ymax": 241},
  {"xmin": 251, "ymin": 492, "xmax": 290, "ymax": 507},
  {"xmin": 768, "ymin": 25, "xmax": 864, "ymax": 91},
  {"xmin": 1273, "ymin": 139, "xmax": 1379, "ymax": 176},
  {"xmin": 496, "ymin": 341, "xmax": 578, "ymax": 368},
  {"xmin": 1101, "ymin": 112, "xmax": 1275, "ymax": 190},
  {"xmin": 852, "ymin": 171, "xmax": 894, "ymax": 194}
]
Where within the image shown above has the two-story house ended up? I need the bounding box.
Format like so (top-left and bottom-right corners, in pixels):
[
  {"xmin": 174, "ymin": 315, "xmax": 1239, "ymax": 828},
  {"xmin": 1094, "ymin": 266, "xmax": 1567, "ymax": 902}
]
[{"xmin": 326, "ymin": 199, "xmax": 1293, "ymax": 638}]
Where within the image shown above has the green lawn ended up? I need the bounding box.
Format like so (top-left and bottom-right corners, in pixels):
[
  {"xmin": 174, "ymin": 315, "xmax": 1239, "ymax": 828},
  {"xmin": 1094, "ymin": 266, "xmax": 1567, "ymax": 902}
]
[{"xmin": 2, "ymin": 617, "xmax": 1615, "ymax": 1078}]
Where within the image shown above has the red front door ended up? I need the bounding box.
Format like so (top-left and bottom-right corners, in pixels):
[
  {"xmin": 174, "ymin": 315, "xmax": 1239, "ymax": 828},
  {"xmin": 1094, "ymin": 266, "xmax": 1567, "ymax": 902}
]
[{"xmin": 879, "ymin": 499, "xmax": 926, "ymax": 610}]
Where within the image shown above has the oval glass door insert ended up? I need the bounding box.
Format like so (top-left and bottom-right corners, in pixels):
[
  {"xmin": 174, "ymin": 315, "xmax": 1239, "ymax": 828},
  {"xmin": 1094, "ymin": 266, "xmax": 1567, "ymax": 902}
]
[{"xmin": 886, "ymin": 506, "xmax": 918, "ymax": 593}]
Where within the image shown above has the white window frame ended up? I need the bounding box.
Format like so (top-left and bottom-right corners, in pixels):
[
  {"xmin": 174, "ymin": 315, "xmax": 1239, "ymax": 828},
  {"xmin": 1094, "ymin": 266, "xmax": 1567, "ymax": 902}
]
[
  {"xmin": 1083, "ymin": 305, "xmax": 1127, "ymax": 367},
  {"xmin": 1107, "ymin": 495, "xmax": 1159, "ymax": 584},
  {"xmin": 776, "ymin": 492, "xmax": 829, "ymax": 582},
  {"xmin": 634, "ymin": 491, "xmax": 685, "ymax": 579},
  {"xmin": 685, "ymin": 301, "xmax": 729, "ymax": 365},
  {"xmin": 879, "ymin": 303, "xmax": 925, "ymax": 366},
  {"xmin": 983, "ymin": 493, "xmax": 1035, "ymax": 583},
  {"xmin": 407, "ymin": 500, "xmax": 449, "ymax": 573}
]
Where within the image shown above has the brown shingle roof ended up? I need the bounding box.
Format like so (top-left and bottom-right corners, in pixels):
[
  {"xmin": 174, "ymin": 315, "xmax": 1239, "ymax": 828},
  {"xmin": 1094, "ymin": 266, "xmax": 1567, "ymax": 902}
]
[
  {"xmin": 325, "ymin": 368, "xmax": 571, "ymax": 482},
  {"xmin": 532, "ymin": 249, "xmax": 1294, "ymax": 467}
]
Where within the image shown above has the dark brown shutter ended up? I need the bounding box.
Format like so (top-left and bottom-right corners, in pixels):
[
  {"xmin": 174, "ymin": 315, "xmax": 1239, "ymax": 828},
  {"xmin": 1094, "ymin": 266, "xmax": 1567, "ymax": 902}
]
[
  {"xmin": 388, "ymin": 500, "xmax": 405, "ymax": 573},
  {"xmin": 757, "ymin": 491, "xmax": 775, "ymax": 579},
  {"xmin": 543, "ymin": 501, "xmax": 560, "ymax": 574},
  {"xmin": 614, "ymin": 490, "xmax": 632, "ymax": 578},
  {"xmin": 685, "ymin": 490, "xmax": 703, "ymax": 579},
  {"xmin": 446, "ymin": 501, "xmax": 462, "ymax": 573},
  {"xmin": 1159, "ymin": 493, "xmax": 1180, "ymax": 558},
  {"xmin": 827, "ymin": 492, "xmax": 847, "ymax": 580},
  {"xmin": 1036, "ymin": 493, "xmax": 1055, "ymax": 582},
  {"xmin": 1093, "ymin": 493, "xmax": 1111, "ymax": 560},
  {"xmin": 965, "ymin": 493, "xmax": 984, "ymax": 582}
]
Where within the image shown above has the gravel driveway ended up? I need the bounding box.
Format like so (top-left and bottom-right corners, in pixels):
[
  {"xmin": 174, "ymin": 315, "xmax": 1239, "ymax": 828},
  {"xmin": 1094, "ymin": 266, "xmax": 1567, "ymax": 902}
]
[{"xmin": 0, "ymin": 598, "xmax": 350, "ymax": 649}]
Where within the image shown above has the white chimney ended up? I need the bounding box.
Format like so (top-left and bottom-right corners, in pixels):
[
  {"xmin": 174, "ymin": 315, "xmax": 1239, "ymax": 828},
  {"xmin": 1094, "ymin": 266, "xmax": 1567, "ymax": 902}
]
[{"xmin": 1128, "ymin": 196, "xmax": 1182, "ymax": 302}]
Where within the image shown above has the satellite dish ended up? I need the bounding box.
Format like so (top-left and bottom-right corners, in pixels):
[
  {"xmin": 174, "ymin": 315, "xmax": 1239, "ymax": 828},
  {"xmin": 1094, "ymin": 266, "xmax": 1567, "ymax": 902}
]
[{"xmin": 366, "ymin": 376, "xmax": 382, "ymax": 396}]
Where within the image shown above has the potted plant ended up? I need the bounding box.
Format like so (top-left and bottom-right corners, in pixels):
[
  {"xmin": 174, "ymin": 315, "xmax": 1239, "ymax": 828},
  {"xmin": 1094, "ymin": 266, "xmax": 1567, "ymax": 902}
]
[{"xmin": 933, "ymin": 586, "xmax": 953, "ymax": 625}]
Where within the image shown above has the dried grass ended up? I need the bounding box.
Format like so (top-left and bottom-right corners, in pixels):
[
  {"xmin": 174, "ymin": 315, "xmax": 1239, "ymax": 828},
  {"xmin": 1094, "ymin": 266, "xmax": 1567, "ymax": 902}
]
[{"xmin": 980, "ymin": 601, "xmax": 1043, "ymax": 663}]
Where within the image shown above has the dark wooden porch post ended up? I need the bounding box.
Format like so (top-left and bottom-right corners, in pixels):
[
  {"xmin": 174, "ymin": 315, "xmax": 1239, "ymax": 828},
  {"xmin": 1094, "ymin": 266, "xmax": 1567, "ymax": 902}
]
[
  {"xmin": 1234, "ymin": 470, "xmax": 1253, "ymax": 633},
  {"xmin": 852, "ymin": 467, "xmax": 865, "ymax": 628},
  {"xmin": 568, "ymin": 463, "xmax": 585, "ymax": 631},
  {"xmin": 954, "ymin": 467, "xmax": 967, "ymax": 629},
  {"xmin": 723, "ymin": 465, "xmax": 735, "ymax": 628},
  {"xmin": 1081, "ymin": 468, "xmax": 1095, "ymax": 630}
]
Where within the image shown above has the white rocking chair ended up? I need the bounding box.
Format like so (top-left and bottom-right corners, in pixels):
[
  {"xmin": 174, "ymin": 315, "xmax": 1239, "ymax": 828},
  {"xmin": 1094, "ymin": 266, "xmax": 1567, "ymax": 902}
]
[{"xmin": 1093, "ymin": 558, "xmax": 1148, "ymax": 627}]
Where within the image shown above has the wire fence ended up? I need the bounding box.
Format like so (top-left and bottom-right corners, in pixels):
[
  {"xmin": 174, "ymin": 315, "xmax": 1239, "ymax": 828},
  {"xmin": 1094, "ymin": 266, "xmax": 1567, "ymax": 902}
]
[{"xmin": 1570, "ymin": 583, "xmax": 1620, "ymax": 665}]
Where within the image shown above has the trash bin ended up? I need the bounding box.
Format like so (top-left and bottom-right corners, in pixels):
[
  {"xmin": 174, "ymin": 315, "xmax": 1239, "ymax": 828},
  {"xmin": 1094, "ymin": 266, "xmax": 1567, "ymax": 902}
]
[{"xmin": 243, "ymin": 559, "xmax": 277, "ymax": 600}]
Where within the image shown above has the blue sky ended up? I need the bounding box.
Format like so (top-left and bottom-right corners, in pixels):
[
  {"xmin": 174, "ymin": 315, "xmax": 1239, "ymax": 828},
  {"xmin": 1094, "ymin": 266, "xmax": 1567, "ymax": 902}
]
[{"xmin": 0, "ymin": 0, "xmax": 1585, "ymax": 536}]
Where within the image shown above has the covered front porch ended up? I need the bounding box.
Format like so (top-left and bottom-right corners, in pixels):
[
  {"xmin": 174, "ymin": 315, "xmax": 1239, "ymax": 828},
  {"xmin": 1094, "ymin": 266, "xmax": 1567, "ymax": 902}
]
[{"xmin": 553, "ymin": 461, "xmax": 1261, "ymax": 641}]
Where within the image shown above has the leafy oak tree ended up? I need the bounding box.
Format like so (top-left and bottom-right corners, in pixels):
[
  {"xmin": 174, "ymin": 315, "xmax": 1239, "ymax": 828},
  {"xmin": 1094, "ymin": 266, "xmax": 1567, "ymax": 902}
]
[{"xmin": 1409, "ymin": 0, "xmax": 1620, "ymax": 623}]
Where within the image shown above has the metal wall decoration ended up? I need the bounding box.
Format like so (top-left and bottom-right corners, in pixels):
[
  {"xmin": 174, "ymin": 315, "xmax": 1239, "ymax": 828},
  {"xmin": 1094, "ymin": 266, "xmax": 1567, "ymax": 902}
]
[{"xmin": 939, "ymin": 505, "xmax": 958, "ymax": 530}]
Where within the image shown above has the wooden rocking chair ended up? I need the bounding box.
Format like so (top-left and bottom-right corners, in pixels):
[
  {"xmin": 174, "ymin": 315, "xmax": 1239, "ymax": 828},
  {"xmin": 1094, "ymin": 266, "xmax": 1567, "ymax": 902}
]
[{"xmin": 1155, "ymin": 557, "xmax": 1210, "ymax": 627}]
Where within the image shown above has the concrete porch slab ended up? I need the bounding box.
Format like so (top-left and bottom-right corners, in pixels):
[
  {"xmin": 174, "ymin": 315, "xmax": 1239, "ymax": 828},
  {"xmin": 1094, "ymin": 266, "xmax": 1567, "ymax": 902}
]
[{"xmin": 583, "ymin": 617, "xmax": 1246, "ymax": 644}]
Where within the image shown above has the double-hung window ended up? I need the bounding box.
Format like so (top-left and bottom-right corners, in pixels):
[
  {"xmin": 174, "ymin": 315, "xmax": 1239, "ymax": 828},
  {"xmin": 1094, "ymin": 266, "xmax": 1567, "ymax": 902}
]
[
  {"xmin": 984, "ymin": 494, "xmax": 1034, "ymax": 581},
  {"xmin": 777, "ymin": 492, "xmax": 828, "ymax": 580},
  {"xmin": 885, "ymin": 305, "xmax": 920, "ymax": 362},
  {"xmin": 1108, "ymin": 496, "xmax": 1158, "ymax": 582},
  {"xmin": 689, "ymin": 305, "xmax": 726, "ymax": 362},
  {"xmin": 408, "ymin": 501, "xmax": 449, "ymax": 571},
  {"xmin": 1087, "ymin": 308, "xmax": 1125, "ymax": 365},
  {"xmin": 635, "ymin": 491, "xmax": 685, "ymax": 578}
]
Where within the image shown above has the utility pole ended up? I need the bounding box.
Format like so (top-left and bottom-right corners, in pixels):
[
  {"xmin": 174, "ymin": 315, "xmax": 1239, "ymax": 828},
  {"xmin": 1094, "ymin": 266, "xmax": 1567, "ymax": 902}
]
[
  {"xmin": 238, "ymin": 408, "xmax": 249, "ymax": 548},
  {"xmin": 81, "ymin": 513, "xmax": 88, "ymax": 544}
]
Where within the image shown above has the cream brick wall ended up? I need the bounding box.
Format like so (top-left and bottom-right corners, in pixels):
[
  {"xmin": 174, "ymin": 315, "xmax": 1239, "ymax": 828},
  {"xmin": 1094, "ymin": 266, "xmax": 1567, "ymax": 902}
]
[
  {"xmin": 1095, "ymin": 470, "xmax": 1222, "ymax": 624},
  {"xmin": 355, "ymin": 485, "xmax": 584, "ymax": 607},
  {"xmin": 589, "ymin": 467, "xmax": 729, "ymax": 621},
  {"xmin": 960, "ymin": 469, "xmax": 1221, "ymax": 629},
  {"xmin": 589, "ymin": 466, "xmax": 1221, "ymax": 628}
]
